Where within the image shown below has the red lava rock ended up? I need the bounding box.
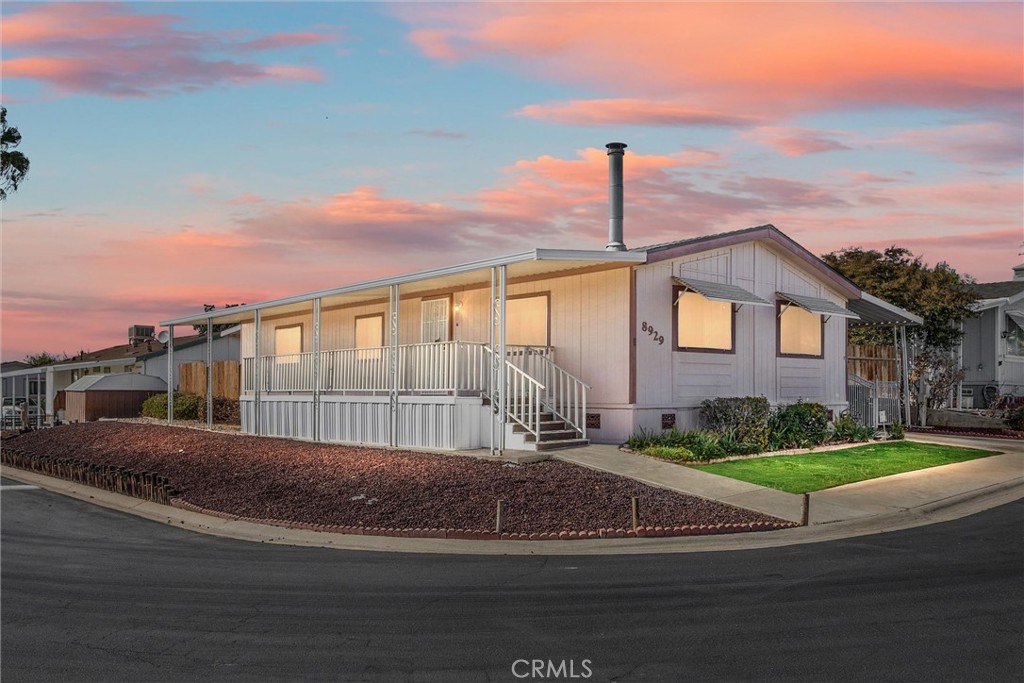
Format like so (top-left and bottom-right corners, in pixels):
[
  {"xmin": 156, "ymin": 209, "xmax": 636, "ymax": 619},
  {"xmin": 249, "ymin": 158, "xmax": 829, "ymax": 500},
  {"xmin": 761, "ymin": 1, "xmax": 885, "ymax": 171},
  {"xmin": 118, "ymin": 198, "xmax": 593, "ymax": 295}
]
[{"xmin": 10, "ymin": 422, "xmax": 789, "ymax": 535}]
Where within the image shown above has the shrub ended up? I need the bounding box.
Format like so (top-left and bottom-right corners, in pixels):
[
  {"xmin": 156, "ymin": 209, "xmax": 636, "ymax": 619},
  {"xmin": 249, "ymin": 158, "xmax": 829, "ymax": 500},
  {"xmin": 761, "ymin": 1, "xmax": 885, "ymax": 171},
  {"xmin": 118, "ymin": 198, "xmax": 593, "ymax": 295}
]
[
  {"xmin": 851, "ymin": 424, "xmax": 876, "ymax": 442},
  {"xmin": 141, "ymin": 392, "xmax": 202, "ymax": 420},
  {"xmin": 197, "ymin": 396, "xmax": 241, "ymax": 425},
  {"xmin": 626, "ymin": 427, "xmax": 659, "ymax": 451},
  {"xmin": 1005, "ymin": 405, "xmax": 1024, "ymax": 431},
  {"xmin": 641, "ymin": 445, "xmax": 694, "ymax": 461},
  {"xmin": 679, "ymin": 429, "xmax": 727, "ymax": 462},
  {"xmin": 699, "ymin": 397, "xmax": 771, "ymax": 450},
  {"xmin": 717, "ymin": 428, "xmax": 763, "ymax": 456},
  {"xmin": 888, "ymin": 421, "xmax": 905, "ymax": 440},
  {"xmin": 831, "ymin": 413, "xmax": 858, "ymax": 442},
  {"xmin": 768, "ymin": 401, "xmax": 830, "ymax": 449}
]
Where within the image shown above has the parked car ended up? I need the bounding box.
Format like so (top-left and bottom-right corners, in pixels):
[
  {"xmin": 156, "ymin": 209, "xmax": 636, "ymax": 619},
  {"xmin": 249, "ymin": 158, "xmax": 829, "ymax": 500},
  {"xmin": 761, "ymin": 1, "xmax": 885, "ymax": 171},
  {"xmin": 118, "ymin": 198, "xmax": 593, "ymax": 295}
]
[{"xmin": 1, "ymin": 397, "xmax": 41, "ymax": 427}]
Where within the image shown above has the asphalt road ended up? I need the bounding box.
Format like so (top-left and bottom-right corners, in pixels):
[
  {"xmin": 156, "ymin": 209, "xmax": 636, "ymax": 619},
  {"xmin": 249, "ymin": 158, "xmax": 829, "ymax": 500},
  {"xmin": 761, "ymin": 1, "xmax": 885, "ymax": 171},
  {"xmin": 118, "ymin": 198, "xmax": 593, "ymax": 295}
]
[{"xmin": 2, "ymin": 478, "xmax": 1022, "ymax": 683}]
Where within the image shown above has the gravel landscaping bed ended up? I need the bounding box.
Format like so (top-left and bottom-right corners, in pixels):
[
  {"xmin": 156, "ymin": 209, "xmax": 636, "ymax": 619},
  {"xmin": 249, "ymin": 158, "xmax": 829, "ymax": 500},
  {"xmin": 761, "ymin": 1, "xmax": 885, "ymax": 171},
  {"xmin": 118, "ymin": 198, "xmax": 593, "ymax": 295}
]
[{"xmin": 3, "ymin": 422, "xmax": 789, "ymax": 535}]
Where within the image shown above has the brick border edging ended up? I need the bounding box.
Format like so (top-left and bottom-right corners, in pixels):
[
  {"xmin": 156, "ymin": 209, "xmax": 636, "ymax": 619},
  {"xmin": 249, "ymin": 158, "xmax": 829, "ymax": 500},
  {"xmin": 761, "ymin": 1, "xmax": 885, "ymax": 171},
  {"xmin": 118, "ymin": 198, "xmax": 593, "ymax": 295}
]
[{"xmin": 169, "ymin": 498, "xmax": 797, "ymax": 541}]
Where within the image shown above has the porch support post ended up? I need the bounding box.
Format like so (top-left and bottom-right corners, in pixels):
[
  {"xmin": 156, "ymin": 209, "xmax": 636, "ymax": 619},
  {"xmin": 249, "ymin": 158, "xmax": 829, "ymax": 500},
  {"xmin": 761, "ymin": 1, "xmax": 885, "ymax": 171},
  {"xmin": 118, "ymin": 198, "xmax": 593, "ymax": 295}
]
[
  {"xmin": 254, "ymin": 310, "xmax": 262, "ymax": 436},
  {"xmin": 166, "ymin": 326, "xmax": 174, "ymax": 425},
  {"xmin": 206, "ymin": 317, "xmax": 214, "ymax": 430},
  {"xmin": 313, "ymin": 297, "xmax": 322, "ymax": 442},
  {"xmin": 489, "ymin": 268, "xmax": 497, "ymax": 455},
  {"xmin": 389, "ymin": 284, "xmax": 400, "ymax": 447},
  {"xmin": 900, "ymin": 325, "xmax": 911, "ymax": 425},
  {"xmin": 498, "ymin": 264, "xmax": 507, "ymax": 453},
  {"xmin": 45, "ymin": 366, "xmax": 55, "ymax": 425}
]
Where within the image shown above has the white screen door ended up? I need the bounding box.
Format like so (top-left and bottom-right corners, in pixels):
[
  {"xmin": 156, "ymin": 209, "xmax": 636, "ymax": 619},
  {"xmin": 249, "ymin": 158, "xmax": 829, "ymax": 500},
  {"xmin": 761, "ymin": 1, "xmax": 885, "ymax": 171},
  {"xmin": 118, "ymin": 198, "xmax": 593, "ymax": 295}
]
[{"xmin": 421, "ymin": 298, "xmax": 450, "ymax": 342}]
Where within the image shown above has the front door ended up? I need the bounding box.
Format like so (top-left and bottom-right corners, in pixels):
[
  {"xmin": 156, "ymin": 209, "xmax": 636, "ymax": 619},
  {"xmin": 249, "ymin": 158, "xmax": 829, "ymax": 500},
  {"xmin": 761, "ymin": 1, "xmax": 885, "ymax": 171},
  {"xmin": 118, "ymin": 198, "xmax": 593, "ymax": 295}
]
[{"xmin": 421, "ymin": 297, "xmax": 450, "ymax": 343}]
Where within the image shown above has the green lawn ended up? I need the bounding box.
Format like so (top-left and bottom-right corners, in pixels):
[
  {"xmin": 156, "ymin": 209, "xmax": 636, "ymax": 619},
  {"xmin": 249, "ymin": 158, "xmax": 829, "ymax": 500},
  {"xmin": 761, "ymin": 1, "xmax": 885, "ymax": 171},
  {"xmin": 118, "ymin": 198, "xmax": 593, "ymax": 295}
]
[{"xmin": 689, "ymin": 441, "xmax": 1000, "ymax": 494}]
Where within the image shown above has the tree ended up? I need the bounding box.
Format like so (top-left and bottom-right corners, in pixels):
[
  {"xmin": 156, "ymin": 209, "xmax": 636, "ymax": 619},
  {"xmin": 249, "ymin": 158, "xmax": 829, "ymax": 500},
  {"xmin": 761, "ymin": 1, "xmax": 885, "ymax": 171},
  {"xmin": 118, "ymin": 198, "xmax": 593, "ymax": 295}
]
[
  {"xmin": 1, "ymin": 107, "xmax": 30, "ymax": 201},
  {"xmin": 192, "ymin": 303, "xmax": 246, "ymax": 335},
  {"xmin": 823, "ymin": 246, "xmax": 977, "ymax": 423},
  {"xmin": 23, "ymin": 352, "xmax": 67, "ymax": 367}
]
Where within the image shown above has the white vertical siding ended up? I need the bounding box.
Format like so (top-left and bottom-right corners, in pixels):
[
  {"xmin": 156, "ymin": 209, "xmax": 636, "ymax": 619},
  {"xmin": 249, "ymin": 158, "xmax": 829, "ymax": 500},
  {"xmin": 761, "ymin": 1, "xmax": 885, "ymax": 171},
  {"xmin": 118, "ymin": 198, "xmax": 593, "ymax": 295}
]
[{"xmin": 634, "ymin": 241, "xmax": 851, "ymax": 414}]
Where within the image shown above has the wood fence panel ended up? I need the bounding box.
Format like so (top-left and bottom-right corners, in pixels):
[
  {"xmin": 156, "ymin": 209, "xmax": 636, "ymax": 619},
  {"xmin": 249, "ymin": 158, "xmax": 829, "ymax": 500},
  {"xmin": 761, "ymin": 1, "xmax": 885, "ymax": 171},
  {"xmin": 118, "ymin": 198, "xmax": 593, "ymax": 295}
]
[
  {"xmin": 847, "ymin": 344, "xmax": 897, "ymax": 382},
  {"xmin": 179, "ymin": 361, "xmax": 241, "ymax": 399}
]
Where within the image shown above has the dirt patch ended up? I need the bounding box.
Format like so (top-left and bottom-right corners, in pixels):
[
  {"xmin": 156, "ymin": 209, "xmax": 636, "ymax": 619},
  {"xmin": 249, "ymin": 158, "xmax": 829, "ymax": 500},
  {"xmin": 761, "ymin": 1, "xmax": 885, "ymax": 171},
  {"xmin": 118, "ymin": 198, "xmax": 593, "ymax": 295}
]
[{"xmin": 6, "ymin": 422, "xmax": 788, "ymax": 534}]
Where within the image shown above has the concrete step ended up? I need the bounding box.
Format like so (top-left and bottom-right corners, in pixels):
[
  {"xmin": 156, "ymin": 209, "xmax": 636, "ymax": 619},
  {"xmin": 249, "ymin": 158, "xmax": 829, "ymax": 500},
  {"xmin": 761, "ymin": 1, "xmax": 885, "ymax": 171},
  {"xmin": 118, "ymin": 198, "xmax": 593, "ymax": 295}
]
[{"xmin": 534, "ymin": 438, "xmax": 590, "ymax": 452}]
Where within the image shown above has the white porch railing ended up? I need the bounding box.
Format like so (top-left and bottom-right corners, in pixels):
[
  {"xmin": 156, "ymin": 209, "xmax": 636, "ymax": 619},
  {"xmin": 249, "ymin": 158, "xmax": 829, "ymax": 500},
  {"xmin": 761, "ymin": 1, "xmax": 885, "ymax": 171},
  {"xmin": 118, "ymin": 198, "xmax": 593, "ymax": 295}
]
[
  {"xmin": 243, "ymin": 340, "xmax": 588, "ymax": 442},
  {"xmin": 244, "ymin": 341, "xmax": 496, "ymax": 395}
]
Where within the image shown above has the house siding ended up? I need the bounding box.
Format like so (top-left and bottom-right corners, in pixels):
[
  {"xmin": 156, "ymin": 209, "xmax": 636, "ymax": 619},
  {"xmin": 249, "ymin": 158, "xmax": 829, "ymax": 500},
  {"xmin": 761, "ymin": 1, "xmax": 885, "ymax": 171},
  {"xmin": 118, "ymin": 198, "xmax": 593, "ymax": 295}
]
[{"xmin": 632, "ymin": 240, "xmax": 850, "ymax": 433}]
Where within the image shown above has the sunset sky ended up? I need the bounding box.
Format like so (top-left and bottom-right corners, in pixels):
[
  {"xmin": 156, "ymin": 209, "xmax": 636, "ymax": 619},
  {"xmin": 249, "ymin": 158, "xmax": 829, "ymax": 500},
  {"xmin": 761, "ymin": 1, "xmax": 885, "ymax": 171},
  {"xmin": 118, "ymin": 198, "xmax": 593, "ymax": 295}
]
[{"xmin": 2, "ymin": 1, "xmax": 1022, "ymax": 361}]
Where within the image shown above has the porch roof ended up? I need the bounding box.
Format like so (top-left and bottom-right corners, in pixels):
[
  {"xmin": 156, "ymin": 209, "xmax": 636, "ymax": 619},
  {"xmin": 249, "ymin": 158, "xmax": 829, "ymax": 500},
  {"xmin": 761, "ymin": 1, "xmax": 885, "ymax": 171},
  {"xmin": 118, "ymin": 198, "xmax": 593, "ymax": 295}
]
[{"xmin": 160, "ymin": 249, "xmax": 647, "ymax": 327}]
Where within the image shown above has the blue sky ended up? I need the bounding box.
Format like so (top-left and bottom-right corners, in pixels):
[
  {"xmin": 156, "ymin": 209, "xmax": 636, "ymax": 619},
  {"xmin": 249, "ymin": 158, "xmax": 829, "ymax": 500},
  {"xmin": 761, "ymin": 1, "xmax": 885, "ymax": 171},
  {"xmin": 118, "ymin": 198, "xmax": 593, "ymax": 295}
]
[{"xmin": 2, "ymin": 1, "xmax": 1022, "ymax": 359}]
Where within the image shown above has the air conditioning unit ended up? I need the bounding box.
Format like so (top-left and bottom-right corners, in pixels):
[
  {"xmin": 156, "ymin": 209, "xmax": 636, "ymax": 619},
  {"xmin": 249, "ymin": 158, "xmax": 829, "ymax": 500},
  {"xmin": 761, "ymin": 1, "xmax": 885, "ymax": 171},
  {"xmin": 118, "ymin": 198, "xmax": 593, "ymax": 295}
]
[{"xmin": 128, "ymin": 325, "xmax": 156, "ymax": 343}]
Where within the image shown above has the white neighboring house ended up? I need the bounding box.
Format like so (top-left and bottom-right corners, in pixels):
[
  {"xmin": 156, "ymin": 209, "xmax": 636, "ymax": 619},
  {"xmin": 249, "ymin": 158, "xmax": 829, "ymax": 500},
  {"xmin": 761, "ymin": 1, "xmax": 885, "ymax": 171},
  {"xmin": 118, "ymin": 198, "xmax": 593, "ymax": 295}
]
[
  {"xmin": 960, "ymin": 264, "xmax": 1024, "ymax": 407},
  {"xmin": 0, "ymin": 326, "xmax": 239, "ymax": 424}
]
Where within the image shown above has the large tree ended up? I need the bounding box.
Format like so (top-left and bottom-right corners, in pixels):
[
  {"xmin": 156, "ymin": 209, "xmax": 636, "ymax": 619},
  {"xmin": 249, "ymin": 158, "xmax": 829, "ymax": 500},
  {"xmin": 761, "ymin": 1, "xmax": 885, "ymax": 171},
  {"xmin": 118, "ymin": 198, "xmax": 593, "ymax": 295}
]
[
  {"xmin": 1, "ymin": 107, "xmax": 30, "ymax": 201},
  {"xmin": 23, "ymin": 352, "xmax": 67, "ymax": 367},
  {"xmin": 823, "ymin": 246, "xmax": 977, "ymax": 422}
]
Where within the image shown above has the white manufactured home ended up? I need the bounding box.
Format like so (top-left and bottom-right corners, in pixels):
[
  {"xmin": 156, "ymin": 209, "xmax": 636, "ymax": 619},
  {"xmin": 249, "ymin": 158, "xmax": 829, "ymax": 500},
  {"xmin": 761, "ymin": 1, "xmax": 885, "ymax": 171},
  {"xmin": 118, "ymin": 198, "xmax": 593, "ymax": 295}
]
[{"xmin": 160, "ymin": 145, "xmax": 915, "ymax": 452}]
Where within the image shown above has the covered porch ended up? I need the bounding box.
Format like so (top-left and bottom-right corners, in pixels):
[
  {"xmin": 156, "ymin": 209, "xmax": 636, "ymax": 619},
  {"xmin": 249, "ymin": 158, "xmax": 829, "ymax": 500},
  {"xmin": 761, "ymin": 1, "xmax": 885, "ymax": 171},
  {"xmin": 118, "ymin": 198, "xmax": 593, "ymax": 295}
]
[{"xmin": 161, "ymin": 248, "xmax": 644, "ymax": 453}]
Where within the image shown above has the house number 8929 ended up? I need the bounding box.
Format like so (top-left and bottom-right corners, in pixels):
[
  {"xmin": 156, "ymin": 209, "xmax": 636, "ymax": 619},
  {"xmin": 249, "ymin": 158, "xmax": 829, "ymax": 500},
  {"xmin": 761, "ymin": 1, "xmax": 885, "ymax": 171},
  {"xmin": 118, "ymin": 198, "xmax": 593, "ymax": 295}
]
[{"xmin": 641, "ymin": 322, "xmax": 664, "ymax": 345}]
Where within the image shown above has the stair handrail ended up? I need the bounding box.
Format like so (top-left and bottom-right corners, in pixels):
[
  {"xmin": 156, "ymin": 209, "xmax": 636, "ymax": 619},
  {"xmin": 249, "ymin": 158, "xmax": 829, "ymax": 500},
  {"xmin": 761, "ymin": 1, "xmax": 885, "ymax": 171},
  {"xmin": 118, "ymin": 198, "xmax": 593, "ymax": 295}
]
[
  {"xmin": 483, "ymin": 345, "xmax": 545, "ymax": 440},
  {"xmin": 525, "ymin": 350, "xmax": 590, "ymax": 439}
]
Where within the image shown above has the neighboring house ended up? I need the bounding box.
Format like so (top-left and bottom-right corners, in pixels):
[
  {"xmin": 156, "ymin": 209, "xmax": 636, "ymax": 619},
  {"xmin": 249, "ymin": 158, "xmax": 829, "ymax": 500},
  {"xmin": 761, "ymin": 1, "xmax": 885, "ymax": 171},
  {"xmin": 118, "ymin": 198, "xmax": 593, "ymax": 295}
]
[
  {"xmin": 1, "ymin": 326, "xmax": 239, "ymax": 423},
  {"xmin": 960, "ymin": 264, "xmax": 1024, "ymax": 407},
  {"xmin": 160, "ymin": 224, "xmax": 916, "ymax": 452},
  {"xmin": 1, "ymin": 360, "xmax": 37, "ymax": 400}
]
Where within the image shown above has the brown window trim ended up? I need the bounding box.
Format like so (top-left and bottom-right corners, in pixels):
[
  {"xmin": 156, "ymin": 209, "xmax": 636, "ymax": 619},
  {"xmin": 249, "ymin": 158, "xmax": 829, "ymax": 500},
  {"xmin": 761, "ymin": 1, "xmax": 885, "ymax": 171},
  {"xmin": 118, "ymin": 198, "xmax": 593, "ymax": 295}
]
[
  {"xmin": 274, "ymin": 323, "xmax": 303, "ymax": 355},
  {"xmin": 672, "ymin": 285, "xmax": 736, "ymax": 354},
  {"xmin": 506, "ymin": 291, "xmax": 551, "ymax": 347},
  {"xmin": 776, "ymin": 300, "xmax": 825, "ymax": 359},
  {"xmin": 354, "ymin": 313, "xmax": 385, "ymax": 348}
]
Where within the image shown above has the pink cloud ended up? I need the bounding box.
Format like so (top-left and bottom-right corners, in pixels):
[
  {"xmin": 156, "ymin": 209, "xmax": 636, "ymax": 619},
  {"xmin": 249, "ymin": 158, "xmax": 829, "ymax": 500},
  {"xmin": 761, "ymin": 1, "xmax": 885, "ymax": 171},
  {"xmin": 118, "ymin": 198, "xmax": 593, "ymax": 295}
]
[
  {"xmin": 2, "ymin": 3, "xmax": 335, "ymax": 98},
  {"xmin": 516, "ymin": 100, "xmax": 760, "ymax": 127},
  {"xmin": 745, "ymin": 126, "xmax": 853, "ymax": 157},
  {"xmin": 887, "ymin": 122, "xmax": 1023, "ymax": 166},
  {"xmin": 400, "ymin": 3, "xmax": 1022, "ymax": 118}
]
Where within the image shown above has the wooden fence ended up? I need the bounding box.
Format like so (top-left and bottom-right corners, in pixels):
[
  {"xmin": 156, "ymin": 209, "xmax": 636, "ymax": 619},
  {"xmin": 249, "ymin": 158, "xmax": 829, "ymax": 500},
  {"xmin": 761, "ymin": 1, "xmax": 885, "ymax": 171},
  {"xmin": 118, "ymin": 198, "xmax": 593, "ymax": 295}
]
[
  {"xmin": 179, "ymin": 361, "xmax": 240, "ymax": 399},
  {"xmin": 847, "ymin": 344, "xmax": 897, "ymax": 382}
]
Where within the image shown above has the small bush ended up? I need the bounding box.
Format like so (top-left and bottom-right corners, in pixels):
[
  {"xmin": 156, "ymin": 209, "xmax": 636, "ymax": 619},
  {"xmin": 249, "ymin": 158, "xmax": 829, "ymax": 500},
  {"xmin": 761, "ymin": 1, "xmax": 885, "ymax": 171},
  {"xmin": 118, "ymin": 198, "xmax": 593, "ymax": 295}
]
[
  {"xmin": 1005, "ymin": 405, "xmax": 1024, "ymax": 431},
  {"xmin": 831, "ymin": 413, "xmax": 858, "ymax": 442},
  {"xmin": 626, "ymin": 427, "xmax": 660, "ymax": 451},
  {"xmin": 768, "ymin": 401, "xmax": 830, "ymax": 450},
  {"xmin": 141, "ymin": 392, "xmax": 202, "ymax": 420},
  {"xmin": 679, "ymin": 429, "xmax": 727, "ymax": 462},
  {"xmin": 699, "ymin": 397, "xmax": 771, "ymax": 450},
  {"xmin": 851, "ymin": 424, "xmax": 876, "ymax": 442},
  {"xmin": 197, "ymin": 396, "xmax": 241, "ymax": 425},
  {"xmin": 717, "ymin": 428, "xmax": 763, "ymax": 456},
  {"xmin": 641, "ymin": 445, "xmax": 694, "ymax": 461},
  {"xmin": 888, "ymin": 422, "xmax": 905, "ymax": 440}
]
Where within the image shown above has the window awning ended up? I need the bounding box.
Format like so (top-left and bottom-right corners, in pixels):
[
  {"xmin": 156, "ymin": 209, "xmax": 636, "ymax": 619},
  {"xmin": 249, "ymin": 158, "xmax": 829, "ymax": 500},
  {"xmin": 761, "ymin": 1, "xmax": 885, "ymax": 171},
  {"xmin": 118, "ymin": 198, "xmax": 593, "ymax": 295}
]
[
  {"xmin": 777, "ymin": 292, "xmax": 861, "ymax": 320},
  {"xmin": 1007, "ymin": 310, "xmax": 1024, "ymax": 328},
  {"xmin": 672, "ymin": 276, "xmax": 772, "ymax": 307}
]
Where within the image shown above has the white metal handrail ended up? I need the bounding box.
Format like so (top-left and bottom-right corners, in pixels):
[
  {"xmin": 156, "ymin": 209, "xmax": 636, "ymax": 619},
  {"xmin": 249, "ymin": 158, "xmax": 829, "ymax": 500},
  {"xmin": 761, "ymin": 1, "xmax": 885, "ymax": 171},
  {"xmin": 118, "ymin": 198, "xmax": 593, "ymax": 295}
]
[
  {"xmin": 484, "ymin": 345, "xmax": 545, "ymax": 440},
  {"xmin": 524, "ymin": 348, "xmax": 590, "ymax": 439}
]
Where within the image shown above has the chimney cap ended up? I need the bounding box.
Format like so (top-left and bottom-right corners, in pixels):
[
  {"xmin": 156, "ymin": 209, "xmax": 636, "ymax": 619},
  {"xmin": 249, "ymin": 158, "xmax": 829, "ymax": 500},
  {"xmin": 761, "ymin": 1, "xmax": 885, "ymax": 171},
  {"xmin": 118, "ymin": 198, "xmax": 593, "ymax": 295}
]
[{"xmin": 605, "ymin": 142, "xmax": 628, "ymax": 152}]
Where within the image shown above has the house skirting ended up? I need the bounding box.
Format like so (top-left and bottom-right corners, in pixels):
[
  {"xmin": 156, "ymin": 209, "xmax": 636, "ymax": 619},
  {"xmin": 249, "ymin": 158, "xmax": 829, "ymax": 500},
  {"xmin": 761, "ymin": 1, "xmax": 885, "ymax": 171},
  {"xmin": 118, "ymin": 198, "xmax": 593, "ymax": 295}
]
[{"xmin": 240, "ymin": 394, "xmax": 486, "ymax": 450}]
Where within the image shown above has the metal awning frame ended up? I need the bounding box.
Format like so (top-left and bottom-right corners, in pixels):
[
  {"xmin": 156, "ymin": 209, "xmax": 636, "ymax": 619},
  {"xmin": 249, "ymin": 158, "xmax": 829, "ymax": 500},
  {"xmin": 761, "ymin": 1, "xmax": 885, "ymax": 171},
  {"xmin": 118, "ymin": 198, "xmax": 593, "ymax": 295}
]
[
  {"xmin": 776, "ymin": 291, "xmax": 861, "ymax": 322},
  {"xmin": 671, "ymin": 276, "xmax": 773, "ymax": 311}
]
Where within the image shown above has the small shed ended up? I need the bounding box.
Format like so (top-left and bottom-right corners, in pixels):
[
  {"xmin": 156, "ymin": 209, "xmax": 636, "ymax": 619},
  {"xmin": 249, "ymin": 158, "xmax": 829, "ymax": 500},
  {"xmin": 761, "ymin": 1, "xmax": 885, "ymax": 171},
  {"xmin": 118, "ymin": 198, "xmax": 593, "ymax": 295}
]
[{"xmin": 64, "ymin": 374, "xmax": 167, "ymax": 423}]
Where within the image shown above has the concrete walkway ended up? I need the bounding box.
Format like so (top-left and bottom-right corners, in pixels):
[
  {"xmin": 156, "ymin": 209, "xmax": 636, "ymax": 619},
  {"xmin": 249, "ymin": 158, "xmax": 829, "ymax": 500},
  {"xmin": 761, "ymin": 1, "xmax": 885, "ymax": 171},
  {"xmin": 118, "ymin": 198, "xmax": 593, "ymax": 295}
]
[{"xmin": 555, "ymin": 435, "xmax": 1023, "ymax": 525}]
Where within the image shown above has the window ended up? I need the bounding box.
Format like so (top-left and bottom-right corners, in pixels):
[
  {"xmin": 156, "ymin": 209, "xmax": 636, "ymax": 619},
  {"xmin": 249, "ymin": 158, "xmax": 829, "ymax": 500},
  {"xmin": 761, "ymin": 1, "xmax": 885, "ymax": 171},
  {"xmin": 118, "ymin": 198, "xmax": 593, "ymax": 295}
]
[
  {"xmin": 275, "ymin": 324, "xmax": 302, "ymax": 362},
  {"xmin": 778, "ymin": 302, "xmax": 823, "ymax": 357},
  {"xmin": 355, "ymin": 314, "xmax": 384, "ymax": 359},
  {"xmin": 674, "ymin": 289, "xmax": 733, "ymax": 352},
  {"xmin": 506, "ymin": 294, "xmax": 549, "ymax": 347},
  {"xmin": 1007, "ymin": 314, "xmax": 1024, "ymax": 356}
]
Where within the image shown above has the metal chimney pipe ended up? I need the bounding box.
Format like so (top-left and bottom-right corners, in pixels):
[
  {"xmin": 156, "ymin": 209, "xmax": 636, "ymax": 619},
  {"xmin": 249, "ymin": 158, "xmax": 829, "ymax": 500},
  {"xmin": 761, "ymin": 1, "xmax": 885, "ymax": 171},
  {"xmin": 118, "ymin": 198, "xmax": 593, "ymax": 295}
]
[{"xmin": 605, "ymin": 142, "xmax": 627, "ymax": 251}]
